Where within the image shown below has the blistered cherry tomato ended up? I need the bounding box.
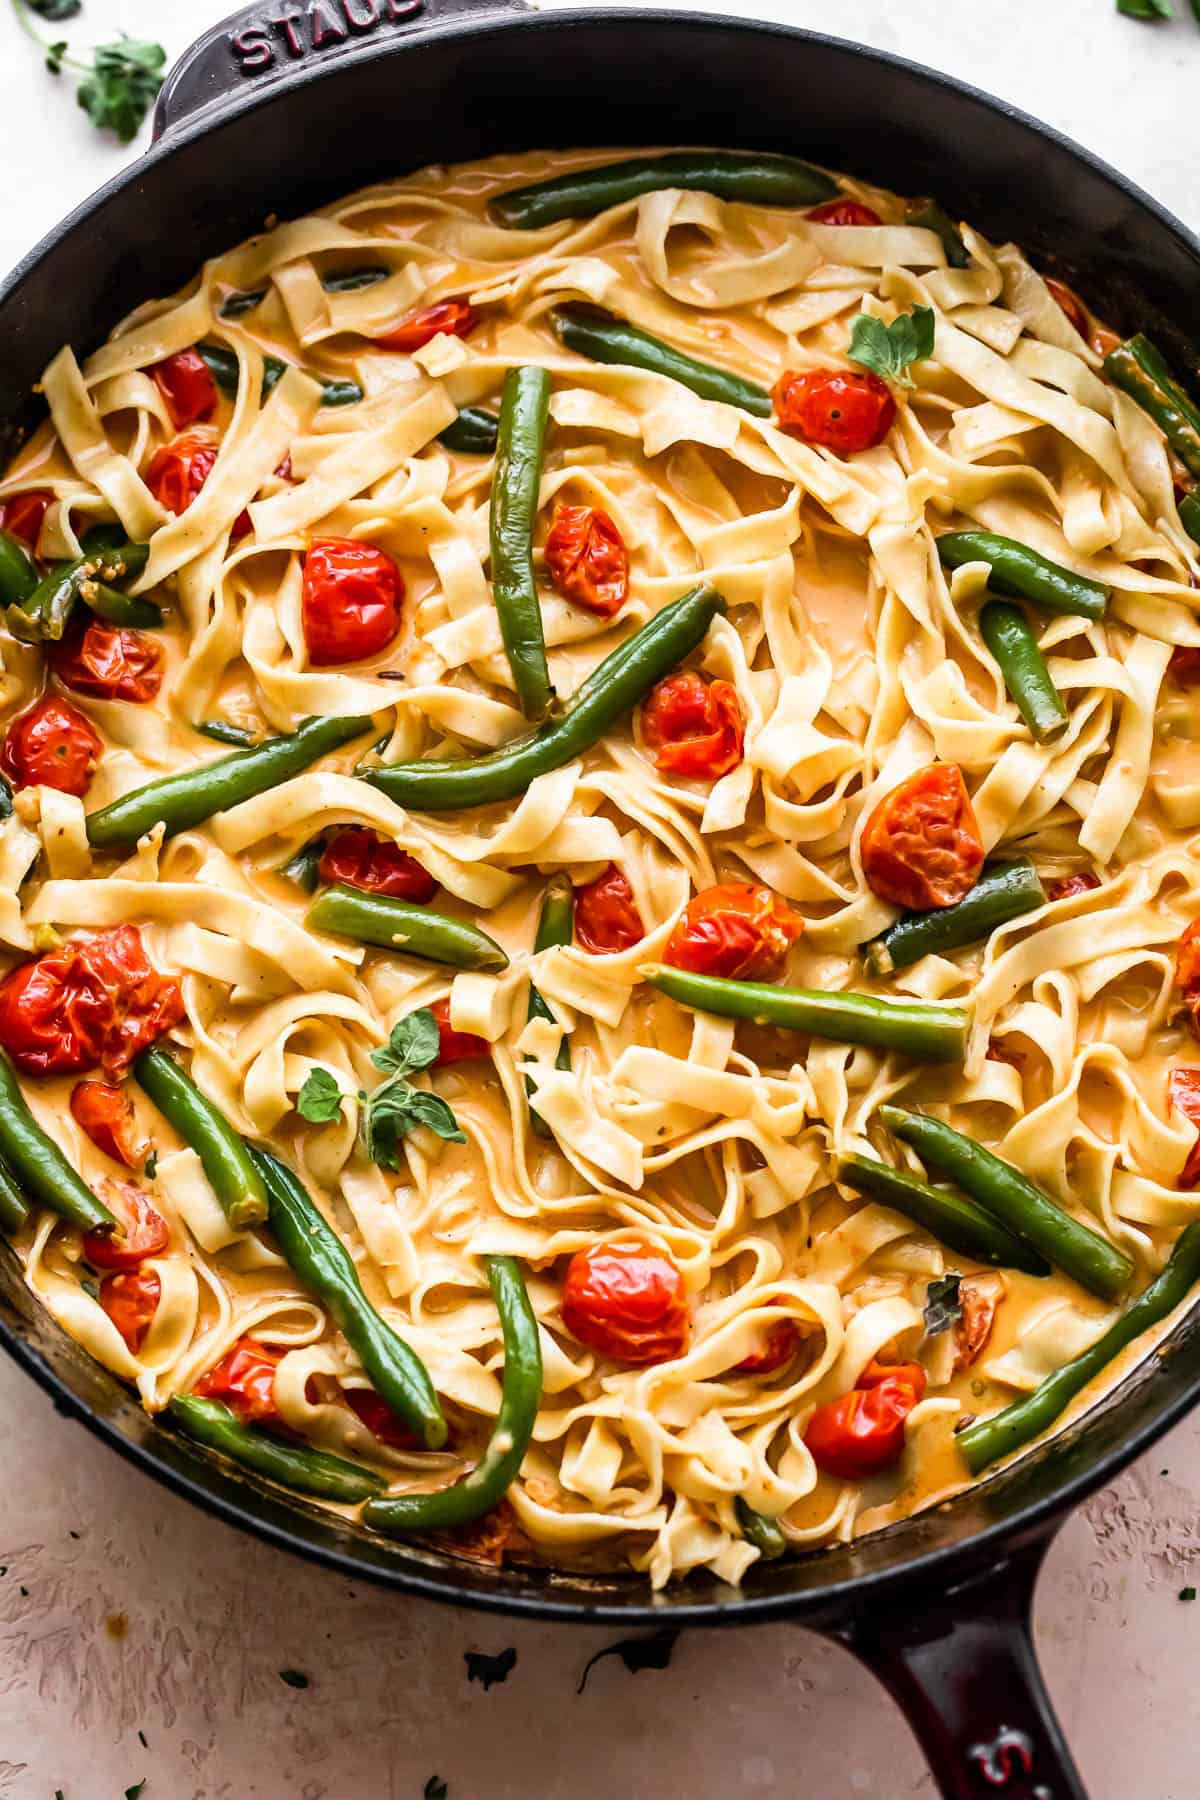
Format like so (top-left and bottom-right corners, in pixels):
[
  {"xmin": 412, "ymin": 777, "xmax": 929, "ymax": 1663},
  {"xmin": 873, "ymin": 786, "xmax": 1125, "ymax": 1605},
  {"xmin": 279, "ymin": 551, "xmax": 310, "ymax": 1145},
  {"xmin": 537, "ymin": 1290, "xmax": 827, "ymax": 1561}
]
[
  {"xmin": 194, "ymin": 1335, "xmax": 282, "ymax": 1423},
  {"xmin": 229, "ymin": 455, "xmax": 294, "ymax": 542},
  {"xmin": 773, "ymin": 367, "xmax": 896, "ymax": 456},
  {"xmin": 0, "ymin": 489, "xmax": 52, "ymax": 548},
  {"xmin": 544, "ymin": 504, "xmax": 629, "ymax": 618},
  {"xmin": 99, "ymin": 1268, "xmax": 160, "ymax": 1354},
  {"xmin": 860, "ymin": 763, "xmax": 983, "ymax": 910},
  {"xmin": 952, "ymin": 1275, "xmax": 1005, "ymax": 1374},
  {"xmin": 735, "ymin": 1313, "xmax": 805, "ymax": 1375},
  {"xmin": 1170, "ymin": 1066, "xmax": 1200, "ymax": 1188},
  {"xmin": 82, "ymin": 1181, "xmax": 168, "ymax": 1270},
  {"xmin": 1044, "ymin": 276, "xmax": 1089, "ymax": 339},
  {"xmin": 71, "ymin": 1079, "xmax": 146, "ymax": 1168},
  {"xmin": 302, "ymin": 537, "xmax": 403, "ymax": 666},
  {"xmin": 51, "ymin": 620, "xmax": 164, "ymax": 705},
  {"xmin": 1045, "ymin": 872, "xmax": 1101, "ymax": 902},
  {"xmin": 640, "ymin": 671, "xmax": 744, "ymax": 779},
  {"xmin": 664, "ymin": 882, "xmax": 803, "ymax": 981},
  {"xmin": 430, "ymin": 996, "xmax": 490, "ymax": 1065},
  {"xmin": 562, "ymin": 1240, "xmax": 689, "ymax": 1365},
  {"xmin": 344, "ymin": 1385, "xmax": 420, "ymax": 1448},
  {"xmin": 318, "ymin": 827, "xmax": 437, "ymax": 901},
  {"xmin": 1176, "ymin": 919, "xmax": 1200, "ymax": 1040},
  {"xmin": 375, "ymin": 298, "xmax": 478, "ymax": 353},
  {"xmin": 0, "ymin": 925, "xmax": 184, "ymax": 1079},
  {"xmin": 807, "ymin": 199, "xmax": 882, "ymax": 227},
  {"xmin": 1091, "ymin": 325, "xmax": 1121, "ymax": 359},
  {"xmin": 144, "ymin": 432, "xmax": 218, "ymax": 516},
  {"xmin": 0, "ymin": 696, "xmax": 102, "ymax": 797},
  {"xmin": 804, "ymin": 1359, "xmax": 926, "ymax": 1479},
  {"xmin": 574, "ymin": 865, "xmax": 645, "ymax": 955},
  {"xmin": 151, "ymin": 349, "xmax": 218, "ymax": 430},
  {"xmin": 1171, "ymin": 645, "xmax": 1200, "ymax": 684}
]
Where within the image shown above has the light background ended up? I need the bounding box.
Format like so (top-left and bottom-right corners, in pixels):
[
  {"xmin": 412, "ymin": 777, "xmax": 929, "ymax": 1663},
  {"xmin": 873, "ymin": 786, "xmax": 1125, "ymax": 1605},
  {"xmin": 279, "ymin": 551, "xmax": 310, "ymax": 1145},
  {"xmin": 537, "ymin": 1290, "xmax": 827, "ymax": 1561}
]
[{"xmin": 0, "ymin": 2, "xmax": 1198, "ymax": 1795}]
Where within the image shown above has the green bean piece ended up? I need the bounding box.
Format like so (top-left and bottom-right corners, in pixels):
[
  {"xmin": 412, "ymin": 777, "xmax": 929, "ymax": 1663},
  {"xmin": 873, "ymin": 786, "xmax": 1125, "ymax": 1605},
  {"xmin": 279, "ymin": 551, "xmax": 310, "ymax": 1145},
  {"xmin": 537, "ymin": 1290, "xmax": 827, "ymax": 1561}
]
[
  {"xmin": 196, "ymin": 342, "xmax": 363, "ymax": 410},
  {"xmin": 308, "ymin": 885, "xmax": 509, "ymax": 971},
  {"xmin": 281, "ymin": 835, "xmax": 327, "ymax": 893},
  {"xmin": 168, "ymin": 1395, "xmax": 387, "ymax": 1502},
  {"xmin": 527, "ymin": 875, "xmax": 574, "ymax": 1136},
  {"xmin": 1104, "ymin": 334, "xmax": 1200, "ymax": 481},
  {"xmin": 9, "ymin": 538, "xmax": 149, "ymax": 645},
  {"xmin": 979, "ymin": 601, "xmax": 1068, "ymax": 741},
  {"xmin": 838, "ymin": 1154, "xmax": 1050, "ymax": 1276},
  {"xmin": 864, "ymin": 860, "xmax": 1047, "ymax": 976},
  {"xmin": 879, "ymin": 1106, "xmax": 1133, "ymax": 1301},
  {"xmin": 1179, "ymin": 491, "xmax": 1200, "ymax": 546},
  {"xmin": 735, "ymin": 1498, "xmax": 787, "ymax": 1560},
  {"xmin": 0, "ymin": 774, "xmax": 11, "ymax": 821},
  {"xmin": 0, "ymin": 1049, "xmax": 115, "ymax": 1233},
  {"xmin": 364, "ymin": 582, "xmax": 725, "ymax": 813},
  {"xmin": 553, "ymin": 304, "xmax": 773, "ymax": 417},
  {"xmin": 82, "ymin": 585, "xmax": 164, "ymax": 629},
  {"xmin": 959, "ymin": 1220, "xmax": 1200, "ymax": 1475},
  {"xmin": 219, "ymin": 289, "xmax": 265, "ymax": 319},
  {"xmin": 362, "ymin": 1255, "xmax": 542, "ymax": 1534},
  {"xmin": 643, "ymin": 964, "xmax": 970, "ymax": 1063},
  {"xmin": 249, "ymin": 1147, "xmax": 447, "ymax": 1450},
  {"xmin": 490, "ymin": 366, "xmax": 553, "ymax": 720},
  {"xmin": 195, "ymin": 720, "xmax": 258, "ymax": 747},
  {"xmin": 321, "ymin": 265, "xmax": 390, "ymax": 292},
  {"xmin": 85, "ymin": 712, "xmax": 374, "ymax": 850},
  {"xmin": 937, "ymin": 530, "xmax": 1108, "ymax": 621},
  {"xmin": 135, "ymin": 1048, "xmax": 268, "ymax": 1230},
  {"xmin": 904, "ymin": 196, "xmax": 970, "ymax": 268},
  {"xmin": 0, "ymin": 529, "xmax": 39, "ymax": 607},
  {"xmin": 490, "ymin": 151, "xmax": 837, "ymax": 229},
  {"xmin": 0, "ymin": 1150, "xmax": 30, "ymax": 1236},
  {"xmin": 438, "ymin": 407, "xmax": 499, "ymax": 455}
]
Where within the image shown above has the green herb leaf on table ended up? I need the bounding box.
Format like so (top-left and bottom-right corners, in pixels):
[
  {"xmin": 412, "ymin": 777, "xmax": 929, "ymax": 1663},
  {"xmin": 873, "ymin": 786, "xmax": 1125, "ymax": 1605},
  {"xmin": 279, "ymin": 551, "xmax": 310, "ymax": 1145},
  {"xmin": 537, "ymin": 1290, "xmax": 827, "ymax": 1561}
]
[
  {"xmin": 424, "ymin": 1780, "xmax": 449, "ymax": 1800},
  {"xmin": 847, "ymin": 305, "xmax": 936, "ymax": 388},
  {"xmin": 923, "ymin": 1273, "xmax": 963, "ymax": 1336},
  {"xmin": 577, "ymin": 1628, "xmax": 680, "ymax": 1693},
  {"xmin": 1180, "ymin": 1585, "xmax": 1197, "ymax": 1601},
  {"xmin": 27, "ymin": 0, "xmax": 80, "ymax": 17},
  {"xmin": 295, "ymin": 1067, "xmax": 345, "ymax": 1125},
  {"xmin": 1116, "ymin": 0, "xmax": 1173, "ymax": 17},
  {"xmin": 278, "ymin": 1668, "xmax": 309, "ymax": 1689},
  {"xmin": 77, "ymin": 39, "xmax": 166, "ymax": 143},
  {"xmin": 125, "ymin": 1783, "xmax": 146, "ymax": 1800}
]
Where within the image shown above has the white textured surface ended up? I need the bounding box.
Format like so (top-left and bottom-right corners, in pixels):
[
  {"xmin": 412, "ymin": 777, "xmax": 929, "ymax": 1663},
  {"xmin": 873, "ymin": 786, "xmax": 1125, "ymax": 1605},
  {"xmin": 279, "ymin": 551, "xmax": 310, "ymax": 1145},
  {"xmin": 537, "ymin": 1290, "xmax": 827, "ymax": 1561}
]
[{"xmin": 2, "ymin": 2, "xmax": 1200, "ymax": 1795}]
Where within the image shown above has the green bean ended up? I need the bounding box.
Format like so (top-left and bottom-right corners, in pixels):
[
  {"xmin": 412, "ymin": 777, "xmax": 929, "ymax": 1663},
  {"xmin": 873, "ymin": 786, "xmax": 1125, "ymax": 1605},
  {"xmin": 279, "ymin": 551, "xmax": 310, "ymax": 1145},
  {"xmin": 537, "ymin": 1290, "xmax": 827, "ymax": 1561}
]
[
  {"xmin": 864, "ymin": 860, "xmax": 1047, "ymax": 976},
  {"xmin": 0, "ymin": 1149, "xmax": 30, "ymax": 1235},
  {"xmin": 9, "ymin": 539, "xmax": 149, "ymax": 645},
  {"xmin": 1180, "ymin": 491, "xmax": 1200, "ymax": 546},
  {"xmin": 168, "ymin": 1395, "xmax": 386, "ymax": 1503},
  {"xmin": 196, "ymin": 342, "xmax": 363, "ymax": 410},
  {"xmin": 322, "ymin": 265, "xmax": 389, "ymax": 293},
  {"xmin": 195, "ymin": 720, "xmax": 258, "ymax": 748},
  {"xmin": 249, "ymin": 1147, "xmax": 447, "ymax": 1450},
  {"xmin": 527, "ymin": 876, "xmax": 573, "ymax": 1136},
  {"xmin": 307, "ymin": 885, "xmax": 509, "ymax": 971},
  {"xmin": 735, "ymin": 1498, "xmax": 787, "ymax": 1560},
  {"xmin": 904, "ymin": 196, "xmax": 970, "ymax": 268},
  {"xmin": 980, "ymin": 601, "xmax": 1067, "ymax": 741},
  {"xmin": 86, "ymin": 713, "xmax": 374, "ymax": 850},
  {"xmin": 82, "ymin": 585, "xmax": 164, "ymax": 629},
  {"xmin": 958, "ymin": 1220, "xmax": 1200, "ymax": 1475},
  {"xmin": 438, "ymin": 407, "xmax": 499, "ymax": 455},
  {"xmin": 281, "ymin": 835, "xmax": 327, "ymax": 893},
  {"xmin": 489, "ymin": 151, "xmax": 837, "ymax": 229},
  {"xmin": 135, "ymin": 1047, "xmax": 268, "ymax": 1230},
  {"xmin": 936, "ymin": 530, "xmax": 1108, "ymax": 621},
  {"xmin": 879, "ymin": 1106, "xmax": 1133, "ymax": 1300},
  {"xmin": 1104, "ymin": 334, "xmax": 1200, "ymax": 480},
  {"xmin": 362, "ymin": 1254, "xmax": 542, "ymax": 1534},
  {"xmin": 364, "ymin": 582, "xmax": 725, "ymax": 812},
  {"xmin": 643, "ymin": 964, "xmax": 970, "ymax": 1063},
  {"xmin": 838, "ymin": 1154, "xmax": 1050, "ymax": 1275},
  {"xmin": 553, "ymin": 305, "xmax": 772, "ymax": 417},
  {"xmin": 491, "ymin": 366, "xmax": 553, "ymax": 720},
  {"xmin": 0, "ymin": 529, "xmax": 38, "ymax": 608},
  {"xmin": 0, "ymin": 1048, "xmax": 115, "ymax": 1233}
]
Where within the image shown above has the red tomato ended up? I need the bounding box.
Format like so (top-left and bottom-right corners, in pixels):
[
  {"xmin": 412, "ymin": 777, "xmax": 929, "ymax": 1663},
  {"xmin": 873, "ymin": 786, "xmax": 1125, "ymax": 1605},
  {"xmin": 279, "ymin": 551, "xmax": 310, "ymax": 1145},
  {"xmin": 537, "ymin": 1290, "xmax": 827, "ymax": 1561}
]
[
  {"xmin": 574, "ymin": 865, "xmax": 645, "ymax": 955},
  {"xmin": 544, "ymin": 505, "xmax": 629, "ymax": 618},
  {"xmin": 735, "ymin": 1314, "xmax": 805, "ymax": 1375},
  {"xmin": 807, "ymin": 199, "xmax": 883, "ymax": 227},
  {"xmin": 318, "ymin": 828, "xmax": 437, "ymax": 901},
  {"xmin": 1045, "ymin": 872, "xmax": 1101, "ymax": 902},
  {"xmin": 99, "ymin": 1268, "xmax": 161, "ymax": 1354},
  {"xmin": 1171, "ymin": 646, "xmax": 1200, "ymax": 683},
  {"xmin": 1043, "ymin": 276, "xmax": 1088, "ymax": 339},
  {"xmin": 51, "ymin": 620, "xmax": 164, "ymax": 705},
  {"xmin": 664, "ymin": 882, "xmax": 803, "ymax": 981},
  {"xmin": 376, "ymin": 298, "xmax": 478, "ymax": 353},
  {"xmin": 805, "ymin": 1359, "xmax": 927, "ymax": 1479},
  {"xmin": 1091, "ymin": 325, "xmax": 1121, "ymax": 360},
  {"xmin": 144, "ymin": 432, "xmax": 218, "ymax": 516},
  {"xmin": 640, "ymin": 671, "xmax": 744, "ymax": 779},
  {"xmin": 151, "ymin": 349, "xmax": 218, "ymax": 430},
  {"xmin": 344, "ymin": 1385, "xmax": 420, "ymax": 1448},
  {"xmin": 430, "ymin": 996, "xmax": 490, "ymax": 1065},
  {"xmin": 302, "ymin": 537, "xmax": 403, "ymax": 666},
  {"xmin": 562, "ymin": 1240, "xmax": 689, "ymax": 1365},
  {"xmin": 82, "ymin": 1181, "xmax": 168, "ymax": 1270},
  {"xmin": 229, "ymin": 455, "xmax": 294, "ymax": 542},
  {"xmin": 1169, "ymin": 1067, "xmax": 1200, "ymax": 1188},
  {"xmin": 773, "ymin": 368, "xmax": 896, "ymax": 455},
  {"xmin": 70, "ymin": 1079, "xmax": 146, "ymax": 1168},
  {"xmin": 0, "ymin": 925, "xmax": 184, "ymax": 1079},
  {"xmin": 0, "ymin": 490, "xmax": 52, "ymax": 548},
  {"xmin": 194, "ymin": 1336, "xmax": 282, "ymax": 1423},
  {"xmin": 0, "ymin": 696, "xmax": 103, "ymax": 797},
  {"xmin": 860, "ymin": 764, "xmax": 984, "ymax": 910},
  {"xmin": 1179, "ymin": 919, "xmax": 1200, "ymax": 1039}
]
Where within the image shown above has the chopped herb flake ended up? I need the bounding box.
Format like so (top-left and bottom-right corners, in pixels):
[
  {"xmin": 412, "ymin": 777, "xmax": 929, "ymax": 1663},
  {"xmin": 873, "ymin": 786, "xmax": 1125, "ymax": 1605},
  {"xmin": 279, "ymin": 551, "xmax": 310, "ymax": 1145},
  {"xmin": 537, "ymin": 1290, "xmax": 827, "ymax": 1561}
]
[
  {"xmin": 923, "ymin": 1273, "xmax": 963, "ymax": 1337},
  {"xmin": 1180, "ymin": 1585, "xmax": 1197, "ymax": 1602},
  {"xmin": 424, "ymin": 1781, "xmax": 448, "ymax": 1800},
  {"xmin": 463, "ymin": 1646, "xmax": 517, "ymax": 1690},
  {"xmin": 278, "ymin": 1668, "xmax": 309, "ymax": 1688},
  {"xmin": 578, "ymin": 1628, "xmax": 679, "ymax": 1693}
]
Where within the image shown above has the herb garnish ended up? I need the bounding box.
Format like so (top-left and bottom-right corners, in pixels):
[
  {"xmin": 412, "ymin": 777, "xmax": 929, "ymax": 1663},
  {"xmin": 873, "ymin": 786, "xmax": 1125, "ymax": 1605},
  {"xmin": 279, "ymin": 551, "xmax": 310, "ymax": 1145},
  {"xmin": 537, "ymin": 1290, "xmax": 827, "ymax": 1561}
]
[
  {"xmin": 577, "ymin": 1628, "xmax": 680, "ymax": 1693},
  {"xmin": 463, "ymin": 1646, "xmax": 516, "ymax": 1690},
  {"xmin": 424, "ymin": 1780, "xmax": 448, "ymax": 1800},
  {"xmin": 125, "ymin": 1783, "xmax": 146, "ymax": 1800},
  {"xmin": 1180, "ymin": 1585, "xmax": 1197, "ymax": 1601},
  {"xmin": 295, "ymin": 1067, "xmax": 345, "ymax": 1125},
  {"xmin": 278, "ymin": 1668, "xmax": 309, "ymax": 1689},
  {"xmin": 847, "ymin": 305, "xmax": 935, "ymax": 388},
  {"xmin": 360, "ymin": 1010, "xmax": 465, "ymax": 1170},
  {"xmin": 12, "ymin": 0, "xmax": 165, "ymax": 143},
  {"xmin": 923, "ymin": 1273, "xmax": 963, "ymax": 1337}
]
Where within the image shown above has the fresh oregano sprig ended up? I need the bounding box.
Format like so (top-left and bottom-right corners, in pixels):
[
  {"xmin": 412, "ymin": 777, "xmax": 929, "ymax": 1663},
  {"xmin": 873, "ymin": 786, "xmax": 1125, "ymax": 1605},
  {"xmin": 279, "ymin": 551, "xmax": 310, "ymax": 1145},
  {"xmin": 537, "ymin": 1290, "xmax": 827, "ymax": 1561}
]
[
  {"xmin": 12, "ymin": 0, "xmax": 166, "ymax": 143},
  {"xmin": 295, "ymin": 1011, "xmax": 466, "ymax": 1168}
]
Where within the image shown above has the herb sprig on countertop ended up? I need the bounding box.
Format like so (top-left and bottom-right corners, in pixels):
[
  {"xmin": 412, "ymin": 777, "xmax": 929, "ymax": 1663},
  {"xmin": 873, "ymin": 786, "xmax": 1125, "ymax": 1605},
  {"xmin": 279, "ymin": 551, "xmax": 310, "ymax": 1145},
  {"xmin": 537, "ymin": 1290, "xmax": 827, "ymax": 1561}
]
[
  {"xmin": 11, "ymin": 0, "xmax": 166, "ymax": 143},
  {"xmin": 1117, "ymin": 0, "xmax": 1200, "ymax": 21}
]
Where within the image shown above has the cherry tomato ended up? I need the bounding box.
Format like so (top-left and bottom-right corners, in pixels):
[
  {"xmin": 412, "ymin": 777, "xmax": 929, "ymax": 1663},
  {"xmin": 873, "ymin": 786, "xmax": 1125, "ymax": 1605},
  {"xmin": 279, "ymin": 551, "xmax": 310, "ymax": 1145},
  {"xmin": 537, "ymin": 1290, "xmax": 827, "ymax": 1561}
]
[
  {"xmin": 640, "ymin": 671, "xmax": 744, "ymax": 779},
  {"xmin": 0, "ymin": 924, "xmax": 184, "ymax": 1079},
  {"xmin": 773, "ymin": 368, "xmax": 896, "ymax": 456},
  {"xmin": 70, "ymin": 1079, "xmax": 146, "ymax": 1168},
  {"xmin": 1045, "ymin": 872, "xmax": 1101, "ymax": 902},
  {"xmin": 151, "ymin": 349, "xmax": 218, "ymax": 430},
  {"xmin": 574, "ymin": 865, "xmax": 645, "ymax": 955},
  {"xmin": 0, "ymin": 489, "xmax": 52, "ymax": 548},
  {"xmin": 1170, "ymin": 1066, "xmax": 1200, "ymax": 1188},
  {"xmin": 1177, "ymin": 918, "xmax": 1200, "ymax": 1040},
  {"xmin": 343, "ymin": 1385, "xmax": 420, "ymax": 1448},
  {"xmin": 1171, "ymin": 645, "xmax": 1200, "ymax": 683},
  {"xmin": 735, "ymin": 1313, "xmax": 805, "ymax": 1375},
  {"xmin": 804, "ymin": 1358, "xmax": 926, "ymax": 1479},
  {"xmin": 302, "ymin": 537, "xmax": 403, "ymax": 666},
  {"xmin": 82, "ymin": 1181, "xmax": 168, "ymax": 1270},
  {"xmin": 807, "ymin": 199, "xmax": 882, "ymax": 226},
  {"xmin": 952, "ymin": 1274, "xmax": 1005, "ymax": 1373},
  {"xmin": 664, "ymin": 882, "xmax": 803, "ymax": 981},
  {"xmin": 318, "ymin": 827, "xmax": 437, "ymax": 901},
  {"xmin": 194, "ymin": 1335, "xmax": 282, "ymax": 1423},
  {"xmin": 0, "ymin": 695, "xmax": 103, "ymax": 797},
  {"xmin": 860, "ymin": 763, "xmax": 983, "ymax": 910},
  {"xmin": 1091, "ymin": 325, "xmax": 1121, "ymax": 360},
  {"xmin": 144, "ymin": 432, "xmax": 218, "ymax": 516},
  {"xmin": 430, "ymin": 996, "xmax": 490, "ymax": 1065},
  {"xmin": 229, "ymin": 456, "xmax": 293, "ymax": 542},
  {"xmin": 375, "ymin": 298, "xmax": 478, "ymax": 353},
  {"xmin": 562, "ymin": 1240, "xmax": 690, "ymax": 1365},
  {"xmin": 1044, "ymin": 276, "xmax": 1090, "ymax": 339},
  {"xmin": 99, "ymin": 1268, "xmax": 160, "ymax": 1354},
  {"xmin": 51, "ymin": 620, "xmax": 164, "ymax": 705},
  {"xmin": 544, "ymin": 504, "xmax": 629, "ymax": 618}
]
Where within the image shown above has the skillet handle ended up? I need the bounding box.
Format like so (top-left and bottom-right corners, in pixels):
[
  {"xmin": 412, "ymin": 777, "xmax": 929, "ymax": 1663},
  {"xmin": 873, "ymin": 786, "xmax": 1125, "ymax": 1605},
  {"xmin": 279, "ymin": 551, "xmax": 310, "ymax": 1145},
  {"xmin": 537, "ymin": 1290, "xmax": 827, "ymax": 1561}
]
[
  {"xmin": 153, "ymin": 0, "xmax": 530, "ymax": 140},
  {"xmin": 833, "ymin": 1527, "xmax": 1089, "ymax": 1800}
]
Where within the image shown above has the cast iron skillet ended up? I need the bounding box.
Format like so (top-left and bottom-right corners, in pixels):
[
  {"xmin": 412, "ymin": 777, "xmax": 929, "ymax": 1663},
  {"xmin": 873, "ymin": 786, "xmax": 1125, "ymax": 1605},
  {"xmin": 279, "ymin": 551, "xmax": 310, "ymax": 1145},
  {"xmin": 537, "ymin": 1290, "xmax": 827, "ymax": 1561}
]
[{"xmin": 0, "ymin": 6, "xmax": 1197, "ymax": 1794}]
